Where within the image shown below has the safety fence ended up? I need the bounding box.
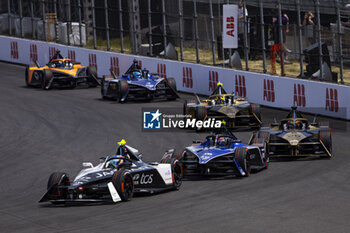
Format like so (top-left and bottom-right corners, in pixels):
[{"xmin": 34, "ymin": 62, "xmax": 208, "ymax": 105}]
[
  {"xmin": 1, "ymin": 35, "xmax": 349, "ymax": 120},
  {"xmin": 1, "ymin": 0, "xmax": 350, "ymax": 84}
]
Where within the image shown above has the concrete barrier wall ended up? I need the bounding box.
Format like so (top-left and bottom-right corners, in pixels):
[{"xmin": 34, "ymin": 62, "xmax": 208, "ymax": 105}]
[{"xmin": 0, "ymin": 35, "xmax": 349, "ymax": 120}]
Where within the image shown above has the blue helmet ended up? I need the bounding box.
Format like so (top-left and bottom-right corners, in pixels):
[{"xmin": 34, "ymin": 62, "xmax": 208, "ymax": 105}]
[{"xmin": 133, "ymin": 71, "xmax": 142, "ymax": 79}]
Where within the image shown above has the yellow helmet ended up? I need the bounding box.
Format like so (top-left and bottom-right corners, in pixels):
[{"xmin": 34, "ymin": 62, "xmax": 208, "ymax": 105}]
[
  {"xmin": 118, "ymin": 139, "xmax": 126, "ymax": 146},
  {"xmin": 217, "ymin": 81, "xmax": 223, "ymax": 87}
]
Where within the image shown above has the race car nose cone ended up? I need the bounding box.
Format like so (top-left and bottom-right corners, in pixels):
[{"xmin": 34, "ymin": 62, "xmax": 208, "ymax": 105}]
[{"xmin": 290, "ymin": 140, "xmax": 299, "ymax": 146}]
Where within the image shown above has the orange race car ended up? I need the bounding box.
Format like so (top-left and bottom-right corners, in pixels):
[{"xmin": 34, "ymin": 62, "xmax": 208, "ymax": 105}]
[{"xmin": 25, "ymin": 50, "xmax": 100, "ymax": 90}]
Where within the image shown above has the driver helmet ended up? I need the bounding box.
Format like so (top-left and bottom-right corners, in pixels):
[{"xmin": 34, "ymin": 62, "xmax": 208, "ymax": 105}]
[
  {"xmin": 56, "ymin": 61, "xmax": 63, "ymax": 68},
  {"xmin": 295, "ymin": 120, "xmax": 302, "ymax": 129},
  {"xmin": 216, "ymin": 97, "xmax": 224, "ymax": 104},
  {"xmin": 287, "ymin": 120, "xmax": 294, "ymax": 129},
  {"xmin": 109, "ymin": 158, "xmax": 123, "ymax": 168},
  {"xmin": 133, "ymin": 71, "xmax": 142, "ymax": 80},
  {"xmin": 217, "ymin": 137, "xmax": 228, "ymax": 146}
]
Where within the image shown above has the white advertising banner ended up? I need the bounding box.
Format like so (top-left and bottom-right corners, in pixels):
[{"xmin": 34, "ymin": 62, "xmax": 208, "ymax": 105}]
[
  {"xmin": 0, "ymin": 35, "xmax": 349, "ymax": 120},
  {"xmin": 222, "ymin": 4, "xmax": 238, "ymax": 49}
]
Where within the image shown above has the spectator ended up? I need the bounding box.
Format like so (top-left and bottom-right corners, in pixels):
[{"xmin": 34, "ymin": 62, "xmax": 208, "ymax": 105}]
[{"xmin": 303, "ymin": 11, "xmax": 316, "ymax": 46}]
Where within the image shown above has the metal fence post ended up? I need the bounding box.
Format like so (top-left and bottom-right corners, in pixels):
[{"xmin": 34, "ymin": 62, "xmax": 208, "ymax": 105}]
[
  {"xmin": 277, "ymin": 0, "xmax": 285, "ymax": 75},
  {"xmin": 162, "ymin": 0, "xmax": 167, "ymax": 57},
  {"xmin": 178, "ymin": 0, "xmax": 184, "ymax": 61},
  {"xmin": 19, "ymin": 0, "xmax": 23, "ymax": 37},
  {"xmin": 193, "ymin": 0, "xmax": 199, "ymax": 63},
  {"xmin": 7, "ymin": 0, "xmax": 12, "ymax": 36},
  {"xmin": 104, "ymin": 0, "xmax": 110, "ymax": 50},
  {"xmin": 259, "ymin": 0, "xmax": 267, "ymax": 73},
  {"xmin": 243, "ymin": 0, "xmax": 249, "ymax": 71},
  {"xmin": 315, "ymin": 0, "xmax": 323, "ymax": 80},
  {"xmin": 91, "ymin": 0, "xmax": 96, "ymax": 49},
  {"xmin": 78, "ymin": 0, "xmax": 83, "ymax": 47},
  {"xmin": 209, "ymin": 0, "xmax": 216, "ymax": 65},
  {"xmin": 296, "ymin": 0, "xmax": 304, "ymax": 77},
  {"xmin": 335, "ymin": 0, "xmax": 344, "ymax": 84},
  {"xmin": 31, "ymin": 0, "xmax": 35, "ymax": 39},
  {"xmin": 118, "ymin": 0, "xmax": 124, "ymax": 53},
  {"xmin": 219, "ymin": 0, "xmax": 224, "ymax": 67},
  {"xmin": 148, "ymin": 0, "xmax": 153, "ymax": 56},
  {"xmin": 42, "ymin": 0, "xmax": 47, "ymax": 41},
  {"xmin": 66, "ymin": 0, "xmax": 71, "ymax": 45}
]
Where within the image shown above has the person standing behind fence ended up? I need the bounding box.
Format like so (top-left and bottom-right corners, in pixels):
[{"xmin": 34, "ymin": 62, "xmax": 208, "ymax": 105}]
[
  {"xmin": 270, "ymin": 4, "xmax": 289, "ymax": 76},
  {"xmin": 238, "ymin": 2, "xmax": 248, "ymax": 57},
  {"xmin": 303, "ymin": 12, "xmax": 316, "ymax": 46}
]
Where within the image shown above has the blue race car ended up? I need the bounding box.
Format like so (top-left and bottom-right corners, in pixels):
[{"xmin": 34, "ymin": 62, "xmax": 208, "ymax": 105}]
[
  {"xmin": 101, "ymin": 60, "xmax": 179, "ymax": 102},
  {"xmin": 163, "ymin": 128, "xmax": 268, "ymax": 178}
]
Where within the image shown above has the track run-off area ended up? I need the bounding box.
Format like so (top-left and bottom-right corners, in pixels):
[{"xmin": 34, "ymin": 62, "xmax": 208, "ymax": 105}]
[{"xmin": 0, "ymin": 62, "xmax": 350, "ymax": 233}]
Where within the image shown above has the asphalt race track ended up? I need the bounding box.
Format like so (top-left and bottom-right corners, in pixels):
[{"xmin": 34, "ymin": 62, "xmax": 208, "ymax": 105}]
[{"xmin": 1, "ymin": 62, "xmax": 350, "ymax": 233}]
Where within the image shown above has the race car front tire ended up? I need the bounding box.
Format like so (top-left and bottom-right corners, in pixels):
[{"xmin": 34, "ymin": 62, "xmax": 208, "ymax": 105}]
[
  {"xmin": 47, "ymin": 172, "xmax": 70, "ymax": 203},
  {"xmin": 319, "ymin": 130, "xmax": 332, "ymax": 157},
  {"xmin": 170, "ymin": 158, "xmax": 182, "ymax": 190},
  {"xmin": 235, "ymin": 148, "xmax": 251, "ymax": 177},
  {"xmin": 112, "ymin": 169, "xmax": 134, "ymax": 201},
  {"xmin": 41, "ymin": 70, "xmax": 53, "ymax": 90},
  {"xmin": 166, "ymin": 77, "xmax": 177, "ymax": 100}
]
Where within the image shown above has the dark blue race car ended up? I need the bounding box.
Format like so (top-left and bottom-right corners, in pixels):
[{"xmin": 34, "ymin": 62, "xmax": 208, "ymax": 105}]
[
  {"xmin": 101, "ymin": 60, "xmax": 179, "ymax": 102},
  {"xmin": 162, "ymin": 128, "xmax": 268, "ymax": 178}
]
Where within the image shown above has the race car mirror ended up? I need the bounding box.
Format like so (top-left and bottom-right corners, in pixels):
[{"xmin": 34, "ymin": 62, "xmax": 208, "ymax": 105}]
[{"xmin": 82, "ymin": 162, "xmax": 93, "ymax": 168}]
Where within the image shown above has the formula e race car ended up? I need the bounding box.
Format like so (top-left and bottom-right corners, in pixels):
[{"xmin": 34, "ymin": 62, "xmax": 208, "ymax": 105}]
[
  {"xmin": 25, "ymin": 50, "xmax": 100, "ymax": 90},
  {"xmin": 39, "ymin": 140, "xmax": 182, "ymax": 204},
  {"xmin": 183, "ymin": 82, "xmax": 261, "ymax": 130},
  {"xmin": 162, "ymin": 127, "xmax": 268, "ymax": 178},
  {"xmin": 101, "ymin": 60, "xmax": 179, "ymax": 102},
  {"xmin": 249, "ymin": 107, "xmax": 332, "ymax": 159}
]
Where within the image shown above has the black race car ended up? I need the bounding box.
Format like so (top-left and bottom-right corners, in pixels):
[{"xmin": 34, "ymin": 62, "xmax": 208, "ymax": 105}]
[{"xmin": 39, "ymin": 140, "xmax": 182, "ymax": 204}]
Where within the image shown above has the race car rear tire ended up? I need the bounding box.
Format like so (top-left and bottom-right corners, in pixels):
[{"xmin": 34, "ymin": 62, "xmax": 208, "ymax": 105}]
[
  {"xmin": 166, "ymin": 78, "xmax": 177, "ymax": 100},
  {"xmin": 47, "ymin": 172, "xmax": 70, "ymax": 203},
  {"xmin": 195, "ymin": 106, "xmax": 207, "ymax": 121},
  {"xmin": 319, "ymin": 130, "xmax": 332, "ymax": 156},
  {"xmin": 112, "ymin": 169, "xmax": 134, "ymax": 201},
  {"xmin": 25, "ymin": 66, "xmax": 29, "ymax": 87},
  {"xmin": 101, "ymin": 75, "xmax": 107, "ymax": 99},
  {"xmin": 118, "ymin": 80, "xmax": 129, "ymax": 102},
  {"xmin": 87, "ymin": 66, "xmax": 99, "ymax": 87},
  {"xmin": 250, "ymin": 103, "xmax": 261, "ymax": 123},
  {"xmin": 234, "ymin": 148, "xmax": 251, "ymax": 177},
  {"xmin": 41, "ymin": 70, "xmax": 53, "ymax": 90},
  {"xmin": 183, "ymin": 99, "xmax": 196, "ymax": 115}
]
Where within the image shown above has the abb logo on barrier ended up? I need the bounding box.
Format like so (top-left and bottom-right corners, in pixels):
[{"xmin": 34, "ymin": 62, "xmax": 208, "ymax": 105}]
[
  {"xmin": 235, "ymin": 75, "xmax": 246, "ymax": 97},
  {"xmin": 110, "ymin": 57, "xmax": 120, "ymax": 76},
  {"xmin": 209, "ymin": 71, "xmax": 219, "ymax": 92},
  {"xmin": 49, "ymin": 47, "xmax": 56, "ymax": 60},
  {"xmin": 183, "ymin": 67, "xmax": 193, "ymax": 89},
  {"xmin": 325, "ymin": 88, "xmax": 338, "ymax": 112},
  {"xmin": 157, "ymin": 64, "xmax": 167, "ymax": 78},
  {"xmin": 68, "ymin": 50, "xmax": 76, "ymax": 62},
  {"xmin": 226, "ymin": 17, "xmax": 235, "ymax": 37},
  {"xmin": 30, "ymin": 44, "xmax": 38, "ymax": 61},
  {"xmin": 11, "ymin": 41, "xmax": 18, "ymax": 59},
  {"xmin": 89, "ymin": 53, "xmax": 97, "ymax": 72},
  {"xmin": 263, "ymin": 79, "xmax": 275, "ymax": 103},
  {"xmin": 293, "ymin": 84, "xmax": 306, "ymax": 107}
]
